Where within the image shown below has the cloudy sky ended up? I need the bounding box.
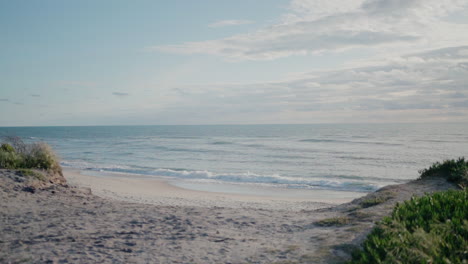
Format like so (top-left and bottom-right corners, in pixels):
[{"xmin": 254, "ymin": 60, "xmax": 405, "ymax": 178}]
[{"xmin": 1, "ymin": 0, "xmax": 467, "ymax": 126}]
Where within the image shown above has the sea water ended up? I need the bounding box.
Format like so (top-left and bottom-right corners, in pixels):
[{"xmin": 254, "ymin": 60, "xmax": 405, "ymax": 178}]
[{"xmin": 1, "ymin": 123, "xmax": 467, "ymax": 194}]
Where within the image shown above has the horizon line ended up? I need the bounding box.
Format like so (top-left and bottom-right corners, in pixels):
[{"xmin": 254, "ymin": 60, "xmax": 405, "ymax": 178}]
[{"xmin": 0, "ymin": 121, "xmax": 464, "ymax": 128}]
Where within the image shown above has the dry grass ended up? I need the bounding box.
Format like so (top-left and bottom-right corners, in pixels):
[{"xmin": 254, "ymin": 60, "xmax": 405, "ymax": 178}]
[
  {"xmin": 315, "ymin": 217, "xmax": 350, "ymax": 227},
  {"xmin": 0, "ymin": 137, "xmax": 62, "ymax": 176}
]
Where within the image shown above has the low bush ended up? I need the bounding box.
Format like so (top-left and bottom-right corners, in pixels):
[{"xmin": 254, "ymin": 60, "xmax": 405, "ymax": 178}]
[
  {"xmin": 348, "ymin": 189, "xmax": 468, "ymax": 264},
  {"xmin": 0, "ymin": 137, "xmax": 62, "ymax": 175},
  {"xmin": 1, "ymin": 143, "xmax": 15, "ymax": 153},
  {"xmin": 22, "ymin": 142, "xmax": 62, "ymax": 175},
  {"xmin": 419, "ymin": 157, "xmax": 468, "ymax": 187},
  {"xmin": 0, "ymin": 145, "xmax": 23, "ymax": 169}
]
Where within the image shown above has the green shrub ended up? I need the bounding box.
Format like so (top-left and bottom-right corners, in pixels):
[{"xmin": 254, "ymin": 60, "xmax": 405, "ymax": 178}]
[
  {"xmin": 0, "ymin": 137, "xmax": 62, "ymax": 175},
  {"xmin": 22, "ymin": 142, "xmax": 62, "ymax": 175},
  {"xmin": 0, "ymin": 149, "xmax": 23, "ymax": 169},
  {"xmin": 348, "ymin": 189, "xmax": 468, "ymax": 264},
  {"xmin": 1, "ymin": 143, "xmax": 15, "ymax": 153},
  {"xmin": 419, "ymin": 157, "xmax": 468, "ymax": 187}
]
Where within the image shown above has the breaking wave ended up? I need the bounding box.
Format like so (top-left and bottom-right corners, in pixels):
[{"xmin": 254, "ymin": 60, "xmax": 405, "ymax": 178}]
[{"xmin": 61, "ymin": 160, "xmax": 379, "ymax": 192}]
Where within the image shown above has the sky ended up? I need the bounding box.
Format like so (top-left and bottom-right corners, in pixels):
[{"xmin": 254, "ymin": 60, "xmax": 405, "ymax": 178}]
[{"xmin": 1, "ymin": 0, "xmax": 468, "ymax": 126}]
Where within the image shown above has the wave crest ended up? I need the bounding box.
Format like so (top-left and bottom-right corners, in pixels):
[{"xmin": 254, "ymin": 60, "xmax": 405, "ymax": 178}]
[{"xmin": 61, "ymin": 160, "xmax": 379, "ymax": 192}]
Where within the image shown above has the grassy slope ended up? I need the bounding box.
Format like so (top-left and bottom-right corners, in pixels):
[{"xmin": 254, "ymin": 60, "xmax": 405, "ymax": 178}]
[{"xmin": 348, "ymin": 158, "xmax": 468, "ymax": 264}]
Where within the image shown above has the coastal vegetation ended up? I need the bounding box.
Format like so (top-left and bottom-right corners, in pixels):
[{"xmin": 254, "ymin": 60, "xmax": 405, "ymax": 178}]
[
  {"xmin": 0, "ymin": 136, "xmax": 62, "ymax": 175},
  {"xmin": 17, "ymin": 168, "xmax": 47, "ymax": 182},
  {"xmin": 315, "ymin": 217, "xmax": 350, "ymax": 227},
  {"xmin": 419, "ymin": 157, "xmax": 468, "ymax": 187},
  {"xmin": 359, "ymin": 191, "xmax": 395, "ymax": 208},
  {"xmin": 348, "ymin": 159, "xmax": 468, "ymax": 264}
]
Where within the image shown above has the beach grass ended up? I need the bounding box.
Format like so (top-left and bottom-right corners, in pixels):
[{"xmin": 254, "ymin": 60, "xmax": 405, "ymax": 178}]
[
  {"xmin": 315, "ymin": 217, "xmax": 350, "ymax": 227},
  {"xmin": 0, "ymin": 136, "xmax": 62, "ymax": 175},
  {"xmin": 359, "ymin": 195, "xmax": 391, "ymax": 208},
  {"xmin": 17, "ymin": 168, "xmax": 47, "ymax": 182}
]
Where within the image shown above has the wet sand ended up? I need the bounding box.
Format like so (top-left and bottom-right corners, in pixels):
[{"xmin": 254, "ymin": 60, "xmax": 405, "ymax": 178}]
[{"xmin": 65, "ymin": 169, "xmax": 364, "ymax": 211}]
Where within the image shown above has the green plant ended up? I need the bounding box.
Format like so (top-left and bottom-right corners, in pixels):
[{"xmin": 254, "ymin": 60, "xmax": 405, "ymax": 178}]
[
  {"xmin": 1, "ymin": 143, "xmax": 15, "ymax": 153},
  {"xmin": 315, "ymin": 217, "xmax": 350, "ymax": 227},
  {"xmin": 22, "ymin": 142, "xmax": 62, "ymax": 175},
  {"xmin": 0, "ymin": 137, "xmax": 62, "ymax": 175},
  {"xmin": 360, "ymin": 190, "xmax": 395, "ymax": 208},
  {"xmin": 419, "ymin": 157, "xmax": 468, "ymax": 187},
  {"xmin": 360, "ymin": 197, "xmax": 386, "ymax": 208},
  {"xmin": 17, "ymin": 168, "xmax": 47, "ymax": 181},
  {"xmin": 348, "ymin": 189, "xmax": 468, "ymax": 264},
  {"xmin": 2, "ymin": 136, "xmax": 27, "ymax": 153},
  {"xmin": 0, "ymin": 145, "xmax": 23, "ymax": 169}
]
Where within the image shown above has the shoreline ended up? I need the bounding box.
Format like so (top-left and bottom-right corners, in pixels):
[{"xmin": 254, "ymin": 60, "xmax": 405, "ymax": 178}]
[{"xmin": 64, "ymin": 169, "xmax": 365, "ymax": 211}]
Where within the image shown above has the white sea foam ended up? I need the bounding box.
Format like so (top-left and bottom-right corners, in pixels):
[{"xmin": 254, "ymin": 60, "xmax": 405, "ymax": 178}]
[
  {"xmin": 61, "ymin": 160, "xmax": 380, "ymax": 192},
  {"xmin": 6, "ymin": 124, "xmax": 467, "ymax": 195}
]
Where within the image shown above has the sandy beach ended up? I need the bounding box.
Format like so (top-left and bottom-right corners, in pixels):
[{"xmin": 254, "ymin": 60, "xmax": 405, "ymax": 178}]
[
  {"xmin": 2, "ymin": 0, "xmax": 467, "ymax": 261},
  {"xmin": 0, "ymin": 169, "xmax": 458, "ymax": 263},
  {"xmin": 64, "ymin": 169, "xmax": 364, "ymax": 211}
]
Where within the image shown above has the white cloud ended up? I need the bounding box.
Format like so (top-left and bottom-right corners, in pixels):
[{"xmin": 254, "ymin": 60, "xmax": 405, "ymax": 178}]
[
  {"xmin": 153, "ymin": 0, "xmax": 468, "ymax": 61},
  {"xmin": 157, "ymin": 46, "xmax": 468, "ymax": 123},
  {"xmin": 284, "ymin": 0, "xmax": 365, "ymax": 22},
  {"xmin": 112, "ymin": 92, "xmax": 129, "ymax": 97},
  {"xmin": 143, "ymin": 1, "xmax": 468, "ymax": 123},
  {"xmin": 208, "ymin": 19, "xmax": 254, "ymax": 28},
  {"xmin": 361, "ymin": 0, "xmax": 468, "ymax": 18}
]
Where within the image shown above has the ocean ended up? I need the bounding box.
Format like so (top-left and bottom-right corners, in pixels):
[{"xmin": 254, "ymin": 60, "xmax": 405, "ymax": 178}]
[{"xmin": 1, "ymin": 123, "xmax": 467, "ymax": 194}]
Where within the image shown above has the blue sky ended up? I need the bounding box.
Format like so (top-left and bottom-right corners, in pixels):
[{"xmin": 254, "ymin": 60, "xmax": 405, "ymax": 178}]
[{"xmin": 1, "ymin": 0, "xmax": 468, "ymax": 126}]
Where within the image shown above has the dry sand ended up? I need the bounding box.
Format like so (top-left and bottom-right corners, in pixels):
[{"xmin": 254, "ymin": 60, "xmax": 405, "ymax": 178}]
[{"xmin": 0, "ymin": 169, "xmax": 458, "ymax": 264}]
